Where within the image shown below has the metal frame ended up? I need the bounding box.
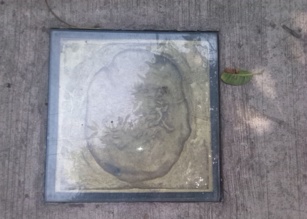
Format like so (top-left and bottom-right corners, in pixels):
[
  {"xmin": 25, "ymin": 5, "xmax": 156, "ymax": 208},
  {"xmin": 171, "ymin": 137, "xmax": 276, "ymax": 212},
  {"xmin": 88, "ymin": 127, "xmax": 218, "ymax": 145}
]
[{"xmin": 45, "ymin": 29, "xmax": 221, "ymax": 202}]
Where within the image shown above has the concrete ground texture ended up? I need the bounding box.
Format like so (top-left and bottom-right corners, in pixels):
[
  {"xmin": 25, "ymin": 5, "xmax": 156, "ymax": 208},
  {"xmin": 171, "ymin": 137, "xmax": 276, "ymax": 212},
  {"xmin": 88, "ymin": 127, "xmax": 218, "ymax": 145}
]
[{"xmin": 0, "ymin": 0, "xmax": 307, "ymax": 218}]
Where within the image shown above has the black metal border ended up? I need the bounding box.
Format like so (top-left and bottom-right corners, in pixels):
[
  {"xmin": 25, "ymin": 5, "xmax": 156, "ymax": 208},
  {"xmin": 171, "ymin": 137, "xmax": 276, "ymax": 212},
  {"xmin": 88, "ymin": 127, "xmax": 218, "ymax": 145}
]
[{"xmin": 45, "ymin": 29, "xmax": 221, "ymax": 202}]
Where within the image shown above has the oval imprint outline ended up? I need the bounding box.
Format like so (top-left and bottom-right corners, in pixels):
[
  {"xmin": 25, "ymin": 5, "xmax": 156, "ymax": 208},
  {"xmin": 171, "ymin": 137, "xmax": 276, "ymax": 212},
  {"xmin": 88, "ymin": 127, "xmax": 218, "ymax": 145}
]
[{"xmin": 85, "ymin": 48, "xmax": 191, "ymax": 183}]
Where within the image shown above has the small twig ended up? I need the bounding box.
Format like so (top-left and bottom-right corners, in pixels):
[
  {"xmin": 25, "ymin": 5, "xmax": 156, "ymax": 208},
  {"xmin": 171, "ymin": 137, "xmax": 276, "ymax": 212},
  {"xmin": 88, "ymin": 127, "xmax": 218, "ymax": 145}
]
[
  {"xmin": 282, "ymin": 25, "xmax": 302, "ymax": 39},
  {"xmin": 45, "ymin": 0, "xmax": 101, "ymax": 29},
  {"xmin": 45, "ymin": 0, "xmax": 77, "ymax": 28}
]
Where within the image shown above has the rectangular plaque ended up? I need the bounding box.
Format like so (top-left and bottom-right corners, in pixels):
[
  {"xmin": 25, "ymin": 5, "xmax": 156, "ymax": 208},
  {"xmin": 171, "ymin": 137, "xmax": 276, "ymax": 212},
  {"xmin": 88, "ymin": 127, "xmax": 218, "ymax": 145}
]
[{"xmin": 45, "ymin": 29, "xmax": 220, "ymax": 202}]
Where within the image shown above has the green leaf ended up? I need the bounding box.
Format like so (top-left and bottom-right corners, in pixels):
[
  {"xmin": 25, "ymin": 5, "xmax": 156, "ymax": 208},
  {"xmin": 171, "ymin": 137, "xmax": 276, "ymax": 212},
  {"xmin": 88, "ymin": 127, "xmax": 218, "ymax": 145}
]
[{"xmin": 221, "ymin": 69, "xmax": 262, "ymax": 86}]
